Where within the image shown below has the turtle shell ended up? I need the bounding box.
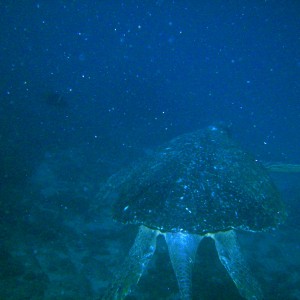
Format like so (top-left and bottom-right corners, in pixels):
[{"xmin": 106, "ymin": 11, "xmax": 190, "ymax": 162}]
[{"xmin": 108, "ymin": 125, "xmax": 286, "ymax": 234}]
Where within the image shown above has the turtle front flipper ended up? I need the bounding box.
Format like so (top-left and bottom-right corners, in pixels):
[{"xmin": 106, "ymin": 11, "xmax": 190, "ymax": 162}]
[
  {"xmin": 165, "ymin": 232, "xmax": 203, "ymax": 300},
  {"xmin": 212, "ymin": 230, "xmax": 263, "ymax": 300},
  {"xmin": 102, "ymin": 225, "xmax": 158, "ymax": 300}
]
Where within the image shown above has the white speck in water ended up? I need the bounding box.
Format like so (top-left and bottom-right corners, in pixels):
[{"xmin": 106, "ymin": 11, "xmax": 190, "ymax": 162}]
[{"xmin": 185, "ymin": 207, "xmax": 192, "ymax": 213}]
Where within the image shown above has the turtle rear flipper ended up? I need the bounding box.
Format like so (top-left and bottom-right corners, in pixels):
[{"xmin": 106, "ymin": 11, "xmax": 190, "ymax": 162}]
[
  {"xmin": 213, "ymin": 231, "xmax": 263, "ymax": 300},
  {"xmin": 102, "ymin": 226, "xmax": 158, "ymax": 300}
]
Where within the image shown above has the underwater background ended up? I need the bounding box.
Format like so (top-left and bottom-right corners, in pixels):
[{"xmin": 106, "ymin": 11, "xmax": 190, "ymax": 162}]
[{"xmin": 0, "ymin": 1, "xmax": 299, "ymax": 299}]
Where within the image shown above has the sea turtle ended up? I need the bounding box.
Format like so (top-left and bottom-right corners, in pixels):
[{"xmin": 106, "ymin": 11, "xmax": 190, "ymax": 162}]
[{"xmin": 101, "ymin": 125, "xmax": 286, "ymax": 300}]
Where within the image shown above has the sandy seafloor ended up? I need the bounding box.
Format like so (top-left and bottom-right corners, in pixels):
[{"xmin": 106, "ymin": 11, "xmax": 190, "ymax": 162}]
[{"xmin": 0, "ymin": 148, "xmax": 299, "ymax": 300}]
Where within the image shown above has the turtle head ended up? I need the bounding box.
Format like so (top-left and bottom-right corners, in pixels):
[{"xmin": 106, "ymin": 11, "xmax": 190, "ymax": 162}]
[{"xmin": 208, "ymin": 121, "xmax": 232, "ymax": 136}]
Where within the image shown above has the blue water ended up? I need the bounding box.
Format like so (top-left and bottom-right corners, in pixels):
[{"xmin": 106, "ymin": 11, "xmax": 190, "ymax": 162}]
[{"xmin": 0, "ymin": 1, "xmax": 299, "ymax": 299}]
